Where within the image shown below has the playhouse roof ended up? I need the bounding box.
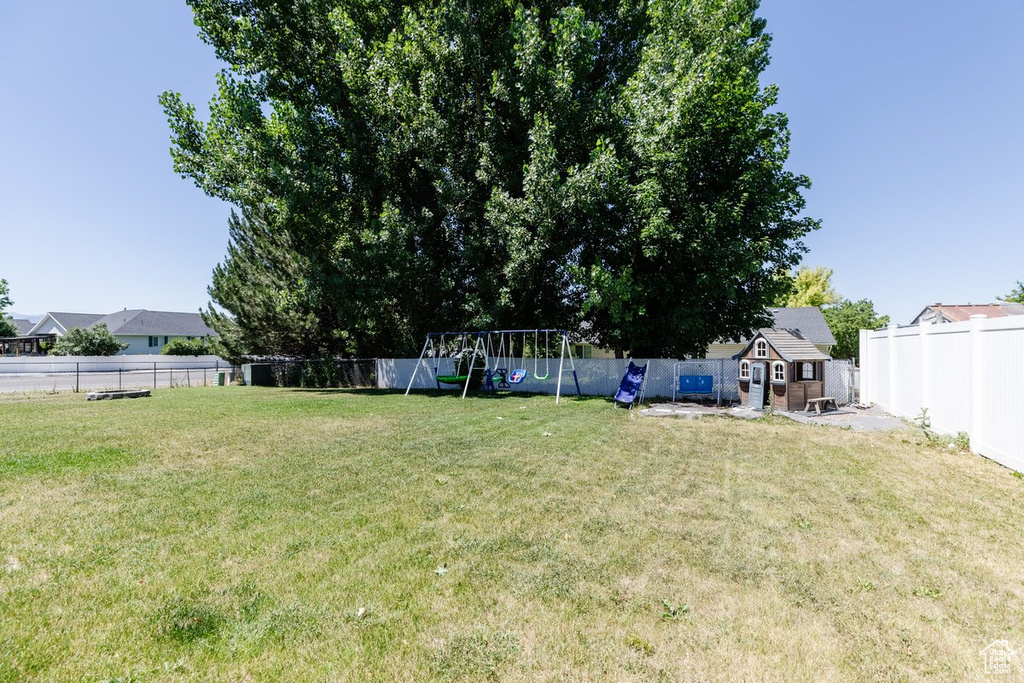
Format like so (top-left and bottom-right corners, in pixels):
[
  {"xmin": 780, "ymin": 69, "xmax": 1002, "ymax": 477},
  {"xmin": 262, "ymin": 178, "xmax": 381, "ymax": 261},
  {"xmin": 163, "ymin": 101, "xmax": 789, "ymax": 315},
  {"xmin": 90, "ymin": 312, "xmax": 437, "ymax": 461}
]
[{"xmin": 739, "ymin": 328, "xmax": 831, "ymax": 362}]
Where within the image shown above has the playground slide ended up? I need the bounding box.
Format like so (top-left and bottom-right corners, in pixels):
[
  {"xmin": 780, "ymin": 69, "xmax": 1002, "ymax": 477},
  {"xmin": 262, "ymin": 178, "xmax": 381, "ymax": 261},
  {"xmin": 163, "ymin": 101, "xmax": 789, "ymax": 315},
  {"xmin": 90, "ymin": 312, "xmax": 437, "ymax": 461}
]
[{"xmin": 614, "ymin": 361, "xmax": 647, "ymax": 406}]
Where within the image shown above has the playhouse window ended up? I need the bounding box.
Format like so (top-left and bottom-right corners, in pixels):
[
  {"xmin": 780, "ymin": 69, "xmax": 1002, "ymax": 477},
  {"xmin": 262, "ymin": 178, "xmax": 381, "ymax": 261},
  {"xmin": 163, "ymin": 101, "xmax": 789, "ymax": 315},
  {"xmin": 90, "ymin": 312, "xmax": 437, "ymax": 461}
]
[
  {"xmin": 801, "ymin": 362, "xmax": 816, "ymax": 380},
  {"xmin": 772, "ymin": 362, "xmax": 785, "ymax": 383},
  {"xmin": 739, "ymin": 360, "xmax": 750, "ymax": 379},
  {"xmin": 755, "ymin": 339, "xmax": 768, "ymax": 358}
]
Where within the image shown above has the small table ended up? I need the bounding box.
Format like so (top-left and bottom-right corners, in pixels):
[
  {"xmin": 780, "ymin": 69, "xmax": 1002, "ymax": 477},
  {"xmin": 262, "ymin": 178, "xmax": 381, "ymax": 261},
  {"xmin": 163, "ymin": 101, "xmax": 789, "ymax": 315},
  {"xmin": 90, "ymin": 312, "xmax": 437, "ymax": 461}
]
[{"xmin": 805, "ymin": 396, "xmax": 838, "ymax": 415}]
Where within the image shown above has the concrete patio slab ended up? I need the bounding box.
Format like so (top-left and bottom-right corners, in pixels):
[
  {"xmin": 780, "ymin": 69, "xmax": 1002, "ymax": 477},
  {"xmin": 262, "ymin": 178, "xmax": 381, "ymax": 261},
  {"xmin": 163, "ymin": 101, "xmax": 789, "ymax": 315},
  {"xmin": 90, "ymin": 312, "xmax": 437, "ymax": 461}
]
[{"xmin": 641, "ymin": 402, "xmax": 911, "ymax": 433}]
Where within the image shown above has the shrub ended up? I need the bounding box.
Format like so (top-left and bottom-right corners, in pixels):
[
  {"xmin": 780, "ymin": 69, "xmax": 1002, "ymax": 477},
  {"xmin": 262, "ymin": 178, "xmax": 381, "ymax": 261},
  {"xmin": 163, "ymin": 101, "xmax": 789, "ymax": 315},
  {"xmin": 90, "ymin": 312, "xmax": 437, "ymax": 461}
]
[
  {"xmin": 161, "ymin": 337, "xmax": 211, "ymax": 356},
  {"xmin": 50, "ymin": 324, "xmax": 128, "ymax": 356}
]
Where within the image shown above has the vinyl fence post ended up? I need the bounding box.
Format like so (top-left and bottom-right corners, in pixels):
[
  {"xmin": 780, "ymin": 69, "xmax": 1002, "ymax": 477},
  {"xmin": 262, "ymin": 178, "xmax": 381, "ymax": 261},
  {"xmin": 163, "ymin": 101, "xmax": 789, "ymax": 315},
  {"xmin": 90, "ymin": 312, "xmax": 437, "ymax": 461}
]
[
  {"xmin": 919, "ymin": 322, "xmax": 931, "ymax": 416},
  {"xmin": 969, "ymin": 315, "xmax": 987, "ymax": 454},
  {"xmin": 154, "ymin": 362, "xmax": 157, "ymax": 389},
  {"xmin": 119, "ymin": 367, "xmax": 122, "ymax": 391},
  {"xmin": 76, "ymin": 362, "xmax": 80, "ymax": 393}
]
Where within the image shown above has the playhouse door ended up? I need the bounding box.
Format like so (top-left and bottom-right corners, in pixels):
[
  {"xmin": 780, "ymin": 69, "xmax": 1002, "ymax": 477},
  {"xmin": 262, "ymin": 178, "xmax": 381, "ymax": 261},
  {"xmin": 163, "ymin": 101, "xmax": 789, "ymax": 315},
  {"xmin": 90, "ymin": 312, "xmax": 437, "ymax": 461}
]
[{"xmin": 748, "ymin": 362, "xmax": 766, "ymax": 409}]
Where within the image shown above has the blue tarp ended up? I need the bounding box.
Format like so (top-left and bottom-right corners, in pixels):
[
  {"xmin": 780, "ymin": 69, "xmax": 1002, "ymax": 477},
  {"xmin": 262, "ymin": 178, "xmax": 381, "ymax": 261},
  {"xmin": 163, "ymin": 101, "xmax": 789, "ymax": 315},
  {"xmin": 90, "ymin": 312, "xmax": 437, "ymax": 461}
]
[
  {"xmin": 614, "ymin": 361, "xmax": 647, "ymax": 406},
  {"xmin": 679, "ymin": 375, "xmax": 713, "ymax": 394}
]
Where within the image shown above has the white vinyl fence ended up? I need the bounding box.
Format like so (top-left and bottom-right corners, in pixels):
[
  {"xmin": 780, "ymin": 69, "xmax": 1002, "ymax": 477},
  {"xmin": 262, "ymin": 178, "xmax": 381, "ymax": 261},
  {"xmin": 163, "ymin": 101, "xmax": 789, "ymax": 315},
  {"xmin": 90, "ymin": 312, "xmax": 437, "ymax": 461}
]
[
  {"xmin": 860, "ymin": 317, "xmax": 1024, "ymax": 472},
  {"xmin": 377, "ymin": 357, "xmax": 857, "ymax": 405}
]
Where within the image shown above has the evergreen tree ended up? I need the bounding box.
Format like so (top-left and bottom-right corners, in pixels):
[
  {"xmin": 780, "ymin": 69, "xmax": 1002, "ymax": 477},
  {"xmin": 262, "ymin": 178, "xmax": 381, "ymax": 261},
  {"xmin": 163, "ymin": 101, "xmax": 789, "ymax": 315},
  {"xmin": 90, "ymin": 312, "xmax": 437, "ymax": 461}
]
[{"xmin": 0, "ymin": 279, "xmax": 15, "ymax": 338}]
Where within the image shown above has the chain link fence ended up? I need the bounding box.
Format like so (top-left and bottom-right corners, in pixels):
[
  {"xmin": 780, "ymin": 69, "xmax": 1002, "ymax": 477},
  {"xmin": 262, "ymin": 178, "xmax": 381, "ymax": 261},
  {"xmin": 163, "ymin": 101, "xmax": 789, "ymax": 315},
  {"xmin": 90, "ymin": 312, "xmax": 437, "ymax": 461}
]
[
  {"xmin": 0, "ymin": 359, "xmax": 229, "ymax": 394},
  {"xmin": 247, "ymin": 358, "xmax": 376, "ymax": 389}
]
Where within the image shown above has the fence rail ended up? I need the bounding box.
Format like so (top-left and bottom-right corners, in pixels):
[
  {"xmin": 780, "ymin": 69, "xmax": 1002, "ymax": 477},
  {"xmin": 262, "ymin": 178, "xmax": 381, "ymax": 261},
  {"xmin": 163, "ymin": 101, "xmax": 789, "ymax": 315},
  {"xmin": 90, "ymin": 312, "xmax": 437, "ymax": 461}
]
[{"xmin": 861, "ymin": 317, "xmax": 1024, "ymax": 472}]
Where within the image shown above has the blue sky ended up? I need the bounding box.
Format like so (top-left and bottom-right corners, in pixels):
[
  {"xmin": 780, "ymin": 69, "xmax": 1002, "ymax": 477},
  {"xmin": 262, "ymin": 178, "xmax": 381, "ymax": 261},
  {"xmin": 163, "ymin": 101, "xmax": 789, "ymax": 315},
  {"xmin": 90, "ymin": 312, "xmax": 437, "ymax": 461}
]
[{"xmin": 1, "ymin": 1, "xmax": 1021, "ymax": 324}]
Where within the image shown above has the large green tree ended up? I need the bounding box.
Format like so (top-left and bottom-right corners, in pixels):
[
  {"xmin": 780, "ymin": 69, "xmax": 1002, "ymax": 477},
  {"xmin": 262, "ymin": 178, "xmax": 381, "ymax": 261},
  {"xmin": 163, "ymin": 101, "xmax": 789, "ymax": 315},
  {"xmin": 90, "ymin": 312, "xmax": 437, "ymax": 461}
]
[
  {"xmin": 163, "ymin": 0, "xmax": 816, "ymax": 357},
  {"xmin": 823, "ymin": 299, "xmax": 888, "ymax": 362},
  {"xmin": 0, "ymin": 279, "xmax": 17, "ymax": 338},
  {"xmin": 203, "ymin": 205, "xmax": 340, "ymax": 359}
]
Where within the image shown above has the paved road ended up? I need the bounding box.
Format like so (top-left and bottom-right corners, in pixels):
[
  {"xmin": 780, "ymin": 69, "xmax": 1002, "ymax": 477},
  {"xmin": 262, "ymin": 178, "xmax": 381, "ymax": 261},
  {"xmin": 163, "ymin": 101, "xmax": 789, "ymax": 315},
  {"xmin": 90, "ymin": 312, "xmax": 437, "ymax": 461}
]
[{"xmin": 0, "ymin": 368, "xmax": 223, "ymax": 394}]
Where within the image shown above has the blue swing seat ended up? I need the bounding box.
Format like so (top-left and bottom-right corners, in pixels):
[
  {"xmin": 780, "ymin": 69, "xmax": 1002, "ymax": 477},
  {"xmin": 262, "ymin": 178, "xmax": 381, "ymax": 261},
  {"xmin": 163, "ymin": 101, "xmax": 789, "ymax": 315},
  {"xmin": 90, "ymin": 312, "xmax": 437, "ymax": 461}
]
[{"xmin": 508, "ymin": 369, "xmax": 528, "ymax": 384}]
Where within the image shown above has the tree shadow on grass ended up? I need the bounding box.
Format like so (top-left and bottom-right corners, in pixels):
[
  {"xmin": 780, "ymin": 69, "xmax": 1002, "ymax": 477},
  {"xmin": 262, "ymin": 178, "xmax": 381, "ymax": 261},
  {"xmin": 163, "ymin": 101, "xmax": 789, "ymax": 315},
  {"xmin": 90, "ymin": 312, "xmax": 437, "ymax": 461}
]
[{"xmin": 282, "ymin": 386, "xmax": 599, "ymax": 402}]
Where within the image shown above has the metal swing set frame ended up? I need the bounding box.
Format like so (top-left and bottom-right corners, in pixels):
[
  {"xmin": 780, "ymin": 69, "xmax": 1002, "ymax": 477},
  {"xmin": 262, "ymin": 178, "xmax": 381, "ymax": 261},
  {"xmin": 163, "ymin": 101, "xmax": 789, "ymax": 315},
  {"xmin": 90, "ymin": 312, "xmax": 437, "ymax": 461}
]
[{"xmin": 404, "ymin": 329, "xmax": 582, "ymax": 404}]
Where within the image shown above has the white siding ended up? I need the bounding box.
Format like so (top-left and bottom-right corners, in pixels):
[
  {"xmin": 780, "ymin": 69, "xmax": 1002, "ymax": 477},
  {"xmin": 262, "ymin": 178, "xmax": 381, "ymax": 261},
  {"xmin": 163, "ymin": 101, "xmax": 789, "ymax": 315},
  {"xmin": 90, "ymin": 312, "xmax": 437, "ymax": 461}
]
[{"xmin": 32, "ymin": 316, "xmax": 64, "ymax": 335}]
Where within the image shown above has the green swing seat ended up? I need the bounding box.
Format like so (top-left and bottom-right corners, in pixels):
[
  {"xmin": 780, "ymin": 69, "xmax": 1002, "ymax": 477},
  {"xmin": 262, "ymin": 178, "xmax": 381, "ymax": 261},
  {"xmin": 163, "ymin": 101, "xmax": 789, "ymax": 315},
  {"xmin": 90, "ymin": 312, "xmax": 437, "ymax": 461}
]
[{"xmin": 436, "ymin": 374, "xmax": 469, "ymax": 385}]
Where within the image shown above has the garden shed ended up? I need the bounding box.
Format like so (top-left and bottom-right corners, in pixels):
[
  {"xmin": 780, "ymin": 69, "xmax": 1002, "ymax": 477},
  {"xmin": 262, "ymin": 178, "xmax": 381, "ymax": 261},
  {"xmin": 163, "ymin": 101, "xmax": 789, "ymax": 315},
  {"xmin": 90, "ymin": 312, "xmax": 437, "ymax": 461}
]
[{"xmin": 737, "ymin": 328, "xmax": 831, "ymax": 411}]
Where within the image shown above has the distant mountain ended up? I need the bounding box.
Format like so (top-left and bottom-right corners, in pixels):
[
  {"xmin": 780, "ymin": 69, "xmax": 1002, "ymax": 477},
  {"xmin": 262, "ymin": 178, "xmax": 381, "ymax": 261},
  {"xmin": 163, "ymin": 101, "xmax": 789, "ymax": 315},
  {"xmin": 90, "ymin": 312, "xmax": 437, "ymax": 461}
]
[{"xmin": 7, "ymin": 312, "xmax": 43, "ymax": 323}]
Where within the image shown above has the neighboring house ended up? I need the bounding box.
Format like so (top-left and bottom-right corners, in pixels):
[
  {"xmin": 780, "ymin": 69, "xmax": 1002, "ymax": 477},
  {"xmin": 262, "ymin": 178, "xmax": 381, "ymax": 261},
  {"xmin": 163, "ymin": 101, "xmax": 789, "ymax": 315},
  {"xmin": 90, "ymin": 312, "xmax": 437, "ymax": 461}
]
[
  {"xmin": 911, "ymin": 302, "xmax": 1024, "ymax": 325},
  {"xmin": 12, "ymin": 319, "xmax": 34, "ymax": 335},
  {"xmin": 571, "ymin": 307, "xmax": 836, "ymax": 360},
  {"xmin": 705, "ymin": 307, "xmax": 835, "ymax": 359},
  {"xmin": 26, "ymin": 310, "xmax": 215, "ymax": 355},
  {"xmin": 1, "ymin": 318, "xmax": 55, "ymax": 356}
]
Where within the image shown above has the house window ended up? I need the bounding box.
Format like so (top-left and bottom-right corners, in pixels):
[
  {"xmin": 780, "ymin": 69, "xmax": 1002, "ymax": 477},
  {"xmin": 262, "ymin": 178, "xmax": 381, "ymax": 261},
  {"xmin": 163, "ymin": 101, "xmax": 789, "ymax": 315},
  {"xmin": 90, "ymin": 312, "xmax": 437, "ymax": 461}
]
[
  {"xmin": 772, "ymin": 361, "xmax": 785, "ymax": 383},
  {"xmin": 148, "ymin": 336, "xmax": 160, "ymax": 347},
  {"xmin": 739, "ymin": 360, "xmax": 750, "ymax": 379},
  {"xmin": 801, "ymin": 362, "xmax": 816, "ymax": 380},
  {"xmin": 755, "ymin": 339, "xmax": 768, "ymax": 358},
  {"xmin": 164, "ymin": 336, "xmax": 169, "ymax": 345},
  {"xmin": 573, "ymin": 345, "xmax": 593, "ymax": 359}
]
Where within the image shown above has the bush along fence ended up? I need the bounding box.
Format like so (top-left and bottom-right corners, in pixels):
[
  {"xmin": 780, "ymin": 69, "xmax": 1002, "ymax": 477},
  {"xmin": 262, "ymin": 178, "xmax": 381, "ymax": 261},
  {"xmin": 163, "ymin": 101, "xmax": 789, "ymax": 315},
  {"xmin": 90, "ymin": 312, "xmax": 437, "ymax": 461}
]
[
  {"xmin": 0, "ymin": 356, "xmax": 229, "ymax": 394},
  {"xmin": 377, "ymin": 357, "xmax": 857, "ymax": 405},
  {"xmin": 242, "ymin": 358, "xmax": 376, "ymax": 389},
  {"xmin": 861, "ymin": 316, "xmax": 1024, "ymax": 473}
]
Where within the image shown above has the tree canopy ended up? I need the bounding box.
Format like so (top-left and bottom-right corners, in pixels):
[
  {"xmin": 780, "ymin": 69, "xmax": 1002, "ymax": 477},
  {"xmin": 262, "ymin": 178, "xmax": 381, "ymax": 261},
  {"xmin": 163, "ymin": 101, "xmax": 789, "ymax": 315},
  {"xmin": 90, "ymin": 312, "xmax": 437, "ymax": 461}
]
[
  {"xmin": 50, "ymin": 325, "xmax": 128, "ymax": 357},
  {"xmin": 823, "ymin": 299, "xmax": 888, "ymax": 362},
  {"xmin": 164, "ymin": 0, "xmax": 817, "ymax": 358},
  {"xmin": 0, "ymin": 279, "xmax": 15, "ymax": 338},
  {"xmin": 774, "ymin": 266, "xmax": 839, "ymax": 309},
  {"xmin": 999, "ymin": 280, "xmax": 1024, "ymax": 304}
]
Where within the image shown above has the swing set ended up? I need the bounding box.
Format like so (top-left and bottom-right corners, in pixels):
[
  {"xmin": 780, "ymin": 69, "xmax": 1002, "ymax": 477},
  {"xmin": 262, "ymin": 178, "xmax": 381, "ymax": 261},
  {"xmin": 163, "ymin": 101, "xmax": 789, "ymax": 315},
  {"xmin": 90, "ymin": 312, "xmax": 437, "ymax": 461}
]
[{"xmin": 404, "ymin": 329, "xmax": 581, "ymax": 404}]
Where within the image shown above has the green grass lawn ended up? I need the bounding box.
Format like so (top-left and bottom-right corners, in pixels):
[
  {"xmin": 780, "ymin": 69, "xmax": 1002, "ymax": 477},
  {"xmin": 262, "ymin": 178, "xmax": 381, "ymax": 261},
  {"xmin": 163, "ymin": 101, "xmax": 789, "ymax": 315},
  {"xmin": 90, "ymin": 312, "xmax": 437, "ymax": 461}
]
[{"xmin": 1, "ymin": 388, "xmax": 1022, "ymax": 681}]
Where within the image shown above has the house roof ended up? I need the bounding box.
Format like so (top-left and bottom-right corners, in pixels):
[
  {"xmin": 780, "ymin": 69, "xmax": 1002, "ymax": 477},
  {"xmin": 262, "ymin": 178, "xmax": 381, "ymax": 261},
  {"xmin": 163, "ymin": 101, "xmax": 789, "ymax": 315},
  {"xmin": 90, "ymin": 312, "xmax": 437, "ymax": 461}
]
[
  {"xmin": 911, "ymin": 303, "xmax": 1024, "ymax": 324},
  {"xmin": 726, "ymin": 307, "xmax": 835, "ymax": 347},
  {"xmin": 95, "ymin": 310, "xmax": 215, "ymax": 337},
  {"xmin": 31, "ymin": 312, "xmax": 105, "ymax": 335},
  {"xmin": 11, "ymin": 319, "xmax": 34, "ymax": 335},
  {"xmin": 765, "ymin": 307, "xmax": 836, "ymax": 346},
  {"xmin": 739, "ymin": 328, "xmax": 831, "ymax": 362},
  {"xmin": 29, "ymin": 310, "xmax": 215, "ymax": 337}
]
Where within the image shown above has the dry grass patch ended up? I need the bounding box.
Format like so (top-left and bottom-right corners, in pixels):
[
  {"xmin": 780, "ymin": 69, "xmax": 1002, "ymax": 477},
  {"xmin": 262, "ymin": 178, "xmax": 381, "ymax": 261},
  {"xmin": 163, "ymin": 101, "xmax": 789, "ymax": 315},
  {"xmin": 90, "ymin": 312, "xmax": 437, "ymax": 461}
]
[{"xmin": 0, "ymin": 388, "xmax": 1022, "ymax": 681}]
